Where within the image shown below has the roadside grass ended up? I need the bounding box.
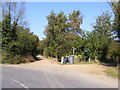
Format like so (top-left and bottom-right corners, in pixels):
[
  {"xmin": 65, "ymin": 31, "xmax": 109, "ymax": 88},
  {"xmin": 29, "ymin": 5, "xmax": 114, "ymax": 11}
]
[
  {"xmin": 0, "ymin": 55, "xmax": 1, "ymax": 64},
  {"xmin": 75, "ymin": 61, "xmax": 100, "ymax": 64},
  {"xmin": 104, "ymin": 67, "xmax": 118, "ymax": 78},
  {"xmin": 117, "ymin": 65, "xmax": 120, "ymax": 79},
  {"xmin": 59, "ymin": 61, "xmax": 100, "ymax": 65},
  {"xmin": 0, "ymin": 59, "xmax": 2, "ymax": 64}
]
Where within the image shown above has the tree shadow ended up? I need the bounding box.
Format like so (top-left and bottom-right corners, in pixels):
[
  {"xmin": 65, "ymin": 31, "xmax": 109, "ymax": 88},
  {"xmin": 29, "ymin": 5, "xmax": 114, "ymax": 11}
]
[
  {"xmin": 34, "ymin": 56, "xmax": 43, "ymax": 61},
  {"xmin": 100, "ymin": 60, "xmax": 117, "ymax": 67}
]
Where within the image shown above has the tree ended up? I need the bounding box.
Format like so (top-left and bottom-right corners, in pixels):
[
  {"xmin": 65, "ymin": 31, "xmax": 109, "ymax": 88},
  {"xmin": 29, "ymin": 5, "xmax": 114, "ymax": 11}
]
[
  {"xmin": 2, "ymin": 14, "xmax": 12, "ymax": 48},
  {"xmin": 43, "ymin": 10, "xmax": 83, "ymax": 61},
  {"xmin": 2, "ymin": 1, "xmax": 39, "ymax": 64},
  {"xmin": 16, "ymin": 27, "xmax": 39, "ymax": 58},
  {"xmin": 108, "ymin": 1, "xmax": 120, "ymax": 65},
  {"xmin": 107, "ymin": 40, "xmax": 120, "ymax": 63},
  {"xmin": 2, "ymin": 1, "xmax": 26, "ymax": 49},
  {"xmin": 0, "ymin": 21, "xmax": 1, "ymax": 44},
  {"xmin": 44, "ymin": 11, "xmax": 67, "ymax": 60},
  {"xmin": 37, "ymin": 10, "xmax": 83, "ymax": 61},
  {"xmin": 2, "ymin": 26, "xmax": 39, "ymax": 64},
  {"xmin": 109, "ymin": 1, "xmax": 120, "ymax": 39},
  {"xmin": 61, "ymin": 10, "xmax": 84, "ymax": 59},
  {"xmin": 67, "ymin": 10, "xmax": 83, "ymax": 35},
  {"xmin": 92, "ymin": 12, "xmax": 113, "ymax": 61},
  {"xmin": 2, "ymin": 1, "xmax": 26, "ymax": 27}
]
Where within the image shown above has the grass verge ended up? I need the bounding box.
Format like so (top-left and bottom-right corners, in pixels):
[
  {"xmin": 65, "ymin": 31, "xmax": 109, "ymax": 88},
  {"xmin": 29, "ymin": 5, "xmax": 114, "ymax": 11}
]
[
  {"xmin": 59, "ymin": 61, "xmax": 100, "ymax": 65},
  {"xmin": 104, "ymin": 67, "xmax": 118, "ymax": 78}
]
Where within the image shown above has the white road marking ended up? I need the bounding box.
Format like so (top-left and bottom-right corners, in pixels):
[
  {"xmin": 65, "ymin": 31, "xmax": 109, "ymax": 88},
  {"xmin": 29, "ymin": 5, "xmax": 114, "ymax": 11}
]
[{"xmin": 12, "ymin": 79, "xmax": 30, "ymax": 90}]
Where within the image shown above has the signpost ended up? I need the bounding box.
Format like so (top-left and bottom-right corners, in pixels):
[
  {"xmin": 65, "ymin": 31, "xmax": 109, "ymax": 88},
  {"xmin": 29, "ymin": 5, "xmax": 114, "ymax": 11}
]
[{"xmin": 73, "ymin": 47, "xmax": 76, "ymax": 55}]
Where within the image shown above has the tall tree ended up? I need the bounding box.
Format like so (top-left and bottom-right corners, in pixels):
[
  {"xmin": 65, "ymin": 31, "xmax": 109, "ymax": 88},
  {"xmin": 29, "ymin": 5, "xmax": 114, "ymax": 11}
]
[
  {"xmin": 68, "ymin": 10, "xmax": 83, "ymax": 35},
  {"xmin": 44, "ymin": 11, "xmax": 67, "ymax": 60},
  {"xmin": 92, "ymin": 12, "xmax": 113, "ymax": 61},
  {"xmin": 2, "ymin": 1, "xmax": 26, "ymax": 49},
  {"xmin": 2, "ymin": 1, "xmax": 39, "ymax": 64},
  {"xmin": 2, "ymin": 14, "xmax": 12, "ymax": 48},
  {"xmin": 109, "ymin": 1, "xmax": 120, "ymax": 39},
  {"xmin": 43, "ymin": 10, "xmax": 83, "ymax": 61},
  {"xmin": 2, "ymin": 1, "xmax": 26, "ymax": 26}
]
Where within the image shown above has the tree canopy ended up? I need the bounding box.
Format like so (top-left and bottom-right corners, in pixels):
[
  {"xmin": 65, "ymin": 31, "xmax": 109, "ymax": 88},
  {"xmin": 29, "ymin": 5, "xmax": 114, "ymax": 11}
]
[
  {"xmin": 2, "ymin": 2, "xmax": 39, "ymax": 64},
  {"xmin": 39, "ymin": 9, "xmax": 119, "ymax": 64}
]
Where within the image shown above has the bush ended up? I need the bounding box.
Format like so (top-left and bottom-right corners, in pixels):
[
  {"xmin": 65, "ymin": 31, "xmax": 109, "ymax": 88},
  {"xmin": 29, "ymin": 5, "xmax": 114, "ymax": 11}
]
[
  {"xmin": 2, "ymin": 27, "xmax": 39, "ymax": 64},
  {"xmin": 10, "ymin": 55, "xmax": 25, "ymax": 64},
  {"xmin": 94, "ymin": 59, "xmax": 100, "ymax": 63},
  {"xmin": 74, "ymin": 55, "xmax": 82, "ymax": 63},
  {"xmin": 2, "ymin": 51, "xmax": 35, "ymax": 64},
  {"xmin": 43, "ymin": 47, "xmax": 50, "ymax": 58},
  {"xmin": 2, "ymin": 51, "xmax": 12, "ymax": 64},
  {"xmin": 23, "ymin": 55, "xmax": 35, "ymax": 63},
  {"xmin": 2, "ymin": 51, "xmax": 23, "ymax": 64}
]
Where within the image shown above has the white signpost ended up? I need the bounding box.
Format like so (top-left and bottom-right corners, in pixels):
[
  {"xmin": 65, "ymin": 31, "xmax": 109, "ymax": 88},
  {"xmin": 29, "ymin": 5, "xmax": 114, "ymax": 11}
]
[{"xmin": 73, "ymin": 47, "xmax": 76, "ymax": 55}]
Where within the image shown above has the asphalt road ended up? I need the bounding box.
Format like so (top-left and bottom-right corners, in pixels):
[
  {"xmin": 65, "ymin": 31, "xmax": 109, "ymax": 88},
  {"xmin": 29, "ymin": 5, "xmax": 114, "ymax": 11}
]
[
  {"xmin": 1, "ymin": 57, "xmax": 118, "ymax": 89},
  {"xmin": 2, "ymin": 65, "xmax": 118, "ymax": 89}
]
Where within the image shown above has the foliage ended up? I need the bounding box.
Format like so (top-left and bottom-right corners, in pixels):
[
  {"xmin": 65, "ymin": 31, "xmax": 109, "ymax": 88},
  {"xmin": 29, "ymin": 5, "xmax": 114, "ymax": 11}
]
[
  {"xmin": 43, "ymin": 47, "xmax": 51, "ymax": 58},
  {"xmin": 109, "ymin": 1, "xmax": 120, "ymax": 39},
  {"xmin": 2, "ymin": 2, "xmax": 117, "ymax": 65},
  {"xmin": 39, "ymin": 10, "xmax": 118, "ymax": 64},
  {"xmin": 2, "ymin": 14, "xmax": 12, "ymax": 48},
  {"xmin": 2, "ymin": 2, "xmax": 39, "ymax": 64},
  {"xmin": 44, "ymin": 11, "xmax": 68, "ymax": 61},
  {"xmin": 43, "ymin": 10, "xmax": 83, "ymax": 61},
  {"xmin": 2, "ymin": 25, "xmax": 39, "ymax": 64},
  {"xmin": 91, "ymin": 12, "xmax": 113, "ymax": 61},
  {"xmin": 67, "ymin": 10, "xmax": 83, "ymax": 34},
  {"xmin": 107, "ymin": 40, "xmax": 120, "ymax": 63}
]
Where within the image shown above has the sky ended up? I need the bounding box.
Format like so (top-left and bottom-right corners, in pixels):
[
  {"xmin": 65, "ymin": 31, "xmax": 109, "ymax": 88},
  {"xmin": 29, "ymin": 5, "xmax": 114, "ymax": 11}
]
[{"xmin": 25, "ymin": 2, "xmax": 112, "ymax": 40}]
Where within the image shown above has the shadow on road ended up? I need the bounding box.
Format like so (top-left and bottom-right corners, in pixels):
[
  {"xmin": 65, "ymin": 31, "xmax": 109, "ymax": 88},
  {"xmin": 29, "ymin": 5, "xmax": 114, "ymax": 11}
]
[
  {"xmin": 100, "ymin": 61, "xmax": 117, "ymax": 67},
  {"xmin": 35, "ymin": 56, "xmax": 43, "ymax": 61}
]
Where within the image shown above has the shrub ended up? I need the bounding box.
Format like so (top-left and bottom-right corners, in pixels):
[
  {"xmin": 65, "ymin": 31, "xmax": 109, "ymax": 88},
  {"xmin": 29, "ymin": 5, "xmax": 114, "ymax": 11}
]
[
  {"xmin": 2, "ymin": 51, "xmax": 35, "ymax": 64},
  {"xmin": 43, "ymin": 47, "xmax": 50, "ymax": 58}
]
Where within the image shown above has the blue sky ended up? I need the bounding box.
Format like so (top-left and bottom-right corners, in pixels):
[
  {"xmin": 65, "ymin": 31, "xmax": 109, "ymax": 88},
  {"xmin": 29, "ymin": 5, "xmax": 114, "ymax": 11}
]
[{"xmin": 25, "ymin": 2, "xmax": 112, "ymax": 40}]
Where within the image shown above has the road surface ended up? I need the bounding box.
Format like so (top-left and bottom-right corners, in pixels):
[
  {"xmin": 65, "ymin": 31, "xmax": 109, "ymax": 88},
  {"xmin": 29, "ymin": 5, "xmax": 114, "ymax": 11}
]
[{"xmin": 1, "ymin": 56, "xmax": 118, "ymax": 89}]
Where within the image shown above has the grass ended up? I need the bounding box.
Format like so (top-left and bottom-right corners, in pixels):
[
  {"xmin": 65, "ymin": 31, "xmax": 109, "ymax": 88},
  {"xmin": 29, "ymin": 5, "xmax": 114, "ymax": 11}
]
[
  {"xmin": 75, "ymin": 61, "xmax": 100, "ymax": 64},
  {"xmin": 59, "ymin": 61, "xmax": 100, "ymax": 65},
  {"xmin": 104, "ymin": 67, "xmax": 118, "ymax": 78},
  {"xmin": 0, "ymin": 60, "xmax": 2, "ymax": 64}
]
